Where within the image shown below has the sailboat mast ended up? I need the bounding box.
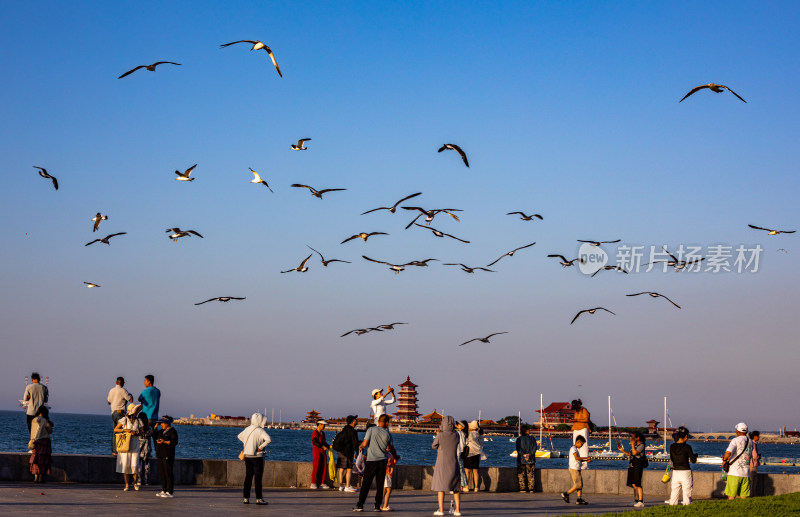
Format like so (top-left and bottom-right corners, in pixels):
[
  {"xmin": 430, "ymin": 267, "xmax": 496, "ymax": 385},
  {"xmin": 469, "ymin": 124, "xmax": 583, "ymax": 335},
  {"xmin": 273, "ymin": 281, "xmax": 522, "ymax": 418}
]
[
  {"xmin": 608, "ymin": 396, "xmax": 612, "ymax": 453},
  {"xmin": 539, "ymin": 394, "xmax": 543, "ymax": 443},
  {"xmin": 518, "ymin": 410, "xmax": 521, "ymax": 436},
  {"xmin": 664, "ymin": 397, "xmax": 667, "ymax": 449}
]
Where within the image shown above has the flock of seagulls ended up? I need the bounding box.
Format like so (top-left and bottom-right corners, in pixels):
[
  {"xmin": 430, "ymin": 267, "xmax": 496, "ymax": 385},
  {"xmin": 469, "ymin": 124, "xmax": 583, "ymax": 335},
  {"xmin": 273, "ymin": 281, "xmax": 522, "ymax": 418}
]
[{"xmin": 30, "ymin": 40, "xmax": 794, "ymax": 345}]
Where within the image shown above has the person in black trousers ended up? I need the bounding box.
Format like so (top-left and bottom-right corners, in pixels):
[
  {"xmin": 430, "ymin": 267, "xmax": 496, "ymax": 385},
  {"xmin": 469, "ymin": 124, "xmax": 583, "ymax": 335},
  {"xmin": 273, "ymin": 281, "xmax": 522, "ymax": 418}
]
[
  {"xmin": 154, "ymin": 415, "xmax": 178, "ymax": 497},
  {"xmin": 354, "ymin": 415, "xmax": 399, "ymax": 512}
]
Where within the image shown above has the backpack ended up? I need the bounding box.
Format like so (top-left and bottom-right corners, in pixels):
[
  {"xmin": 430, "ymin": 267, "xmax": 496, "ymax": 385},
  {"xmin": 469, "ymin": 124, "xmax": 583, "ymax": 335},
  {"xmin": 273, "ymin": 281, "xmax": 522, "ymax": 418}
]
[{"xmin": 332, "ymin": 431, "xmax": 345, "ymax": 453}]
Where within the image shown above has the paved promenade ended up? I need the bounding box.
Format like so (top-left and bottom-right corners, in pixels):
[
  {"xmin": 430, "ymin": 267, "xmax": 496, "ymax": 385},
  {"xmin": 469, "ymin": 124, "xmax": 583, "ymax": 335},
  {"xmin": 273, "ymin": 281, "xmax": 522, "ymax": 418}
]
[{"xmin": 0, "ymin": 483, "xmax": 685, "ymax": 516}]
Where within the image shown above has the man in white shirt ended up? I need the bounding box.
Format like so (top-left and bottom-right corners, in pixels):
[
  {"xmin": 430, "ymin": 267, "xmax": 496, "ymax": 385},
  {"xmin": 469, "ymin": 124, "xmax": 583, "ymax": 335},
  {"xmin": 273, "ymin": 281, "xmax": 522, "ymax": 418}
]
[
  {"xmin": 107, "ymin": 376, "xmax": 133, "ymax": 455},
  {"xmin": 722, "ymin": 422, "xmax": 752, "ymax": 499},
  {"xmin": 370, "ymin": 386, "xmax": 395, "ymax": 425},
  {"xmin": 23, "ymin": 372, "xmax": 49, "ymax": 432}
]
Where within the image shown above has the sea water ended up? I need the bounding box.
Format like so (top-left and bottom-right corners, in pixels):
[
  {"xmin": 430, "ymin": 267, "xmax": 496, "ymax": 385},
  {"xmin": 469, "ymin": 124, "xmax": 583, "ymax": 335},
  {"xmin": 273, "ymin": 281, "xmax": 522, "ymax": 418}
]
[{"xmin": 2, "ymin": 411, "xmax": 797, "ymax": 474}]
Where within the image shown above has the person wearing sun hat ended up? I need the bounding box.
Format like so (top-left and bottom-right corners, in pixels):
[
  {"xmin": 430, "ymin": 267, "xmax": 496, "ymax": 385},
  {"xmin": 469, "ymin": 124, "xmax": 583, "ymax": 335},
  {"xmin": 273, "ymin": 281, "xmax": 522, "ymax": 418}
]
[
  {"xmin": 722, "ymin": 422, "xmax": 752, "ymax": 499},
  {"xmin": 113, "ymin": 403, "xmax": 143, "ymax": 491},
  {"xmin": 310, "ymin": 419, "xmax": 330, "ymax": 489},
  {"xmin": 370, "ymin": 386, "xmax": 395, "ymax": 425},
  {"xmin": 154, "ymin": 415, "xmax": 178, "ymax": 498}
]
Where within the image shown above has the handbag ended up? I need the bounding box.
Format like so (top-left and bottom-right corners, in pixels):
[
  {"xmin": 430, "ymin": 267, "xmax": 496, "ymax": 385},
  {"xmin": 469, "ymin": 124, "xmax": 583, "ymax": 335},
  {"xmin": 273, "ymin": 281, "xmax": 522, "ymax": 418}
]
[
  {"xmin": 661, "ymin": 465, "xmax": 672, "ymax": 483},
  {"xmin": 722, "ymin": 438, "xmax": 749, "ymax": 473},
  {"xmin": 239, "ymin": 427, "xmax": 258, "ymax": 461},
  {"xmin": 116, "ymin": 432, "xmax": 132, "ymax": 453}
]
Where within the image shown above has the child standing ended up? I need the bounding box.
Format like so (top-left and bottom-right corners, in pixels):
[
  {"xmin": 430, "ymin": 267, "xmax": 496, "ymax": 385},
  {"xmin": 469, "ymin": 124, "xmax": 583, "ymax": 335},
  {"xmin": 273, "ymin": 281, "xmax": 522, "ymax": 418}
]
[
  {"xmin": 561, "ymin": 435, "xmax": 591, "ymax": 505},
  {"xmin": 155, "ymin": 415, "xmax": 178, "ymax": 498},
  {"xmin": 668, "ymin": 427, "xmax": 697, "ymax": 506}
]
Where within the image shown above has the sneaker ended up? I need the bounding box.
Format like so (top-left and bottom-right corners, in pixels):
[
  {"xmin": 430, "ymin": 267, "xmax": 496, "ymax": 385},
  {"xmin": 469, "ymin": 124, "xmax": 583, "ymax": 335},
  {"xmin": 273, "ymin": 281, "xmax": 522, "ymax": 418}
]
[
  {"xmin": 133, "ymin": 484, "xmax": 140, "ymax": 491},
  {"xmin": 380, "ymin": 507, "xmax": 392, "ymax": 512},
  {"xmin": 345, "ymin": 486, "xmax": 358, "ymax": 493},
  {"xmin": 352, "ymin": 507, "xmax": 364, "ymax": 512},
  {"xmin": 123, "ymin": 486, "xmax": 130, "ymax": 491},
  {"xmin": 163, "ymin": 493, "xmax": 174, "ymax": 498},
  {"xmin": 560, "ymin": 491, "xmax": 569, "ymax": 503},
  {"xmin": 255, "ymin": 499, "xmax": 267, "ymax": 505},
  {"xmin": 156, "ymin": 491, "xmax": 165, "ymax": 497},
  {"xmin": 634, "ymin": 501, "xmax": 645, "ymax": 508},
  {"xmin": 320, "ymin": 484, "xmax": 330, "ymax": 489},
  {"xmin": 340, "ymin": 485, "xmax": 346, "ymax": 491},
  {"xmin": 243, "ymin": 498, "xmax": 249, "ymax": 504},
  {"xmin": 433, "ymin": 512, "xmax": 445, "ymax": 516},
  {"xmin": 373, "ymin": 508, "xmax": 382, "ymax": 513},
  {"xmin": 576, "ymin": 498, "xmax": 588, "ymax": 505},
  {"xmin": 310, "ymin": 484, "xmax": 319, "ymax": 489}
]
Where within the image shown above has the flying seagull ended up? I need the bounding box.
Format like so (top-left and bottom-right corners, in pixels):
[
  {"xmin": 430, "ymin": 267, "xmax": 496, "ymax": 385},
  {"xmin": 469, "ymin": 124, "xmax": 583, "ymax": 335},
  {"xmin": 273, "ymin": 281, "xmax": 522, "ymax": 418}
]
[
  {"xmin": 249, "ymin": 168, "xmax": 273, "ymax": 192},
  {"xmin": 166, "ymin": 228, "xmax": 203, "ymax": 242},
  {"xmin": 645, "ymin": 247, "xmax": 705, "ymax": 272},
  {"xmin": 281, "ymin": 254, "xmax": 312, "ymax": 273},
  {"xmin": 85, "ymin": 232, "xmax": 127, "ymax": 246},
  {"xmin": 194, "ymin": 296, "xmax": 246, "ymax": 305},
  {"xmin": 590, "ymin": 265, "xmax": 628, "ymax": 277},
  {"xmin": 547, "ymin": 254, "xmax": 583, "ymax": 267},
  {"xmin": 443, "ymin": 263, "xmax": 495, "ymax": 273},
  {"xmin": 290, "ymin": 138, "xmax": 311, "ymax": 150},
  {"xmin": 507, "ymin": 211, "xmax": 543, "ymax": 221},
  {"xmin": 175, "ymin": 164, "xmax": 197, "ymax": 181},
  {"xmin": 341, "ymin": 328, "xmax": 382, "ymax": 337},
  {"xmin": 402, "ymin": 206, "xmax": 462, "ymax": 228},
  {"xmin": 570, "ymin": 307, "xmax": 615, "ymax": 325},
  {"xmin": 438, "ymin": 143, "xmax": 469, "ymax": 167},
  {"xmin": 626, "ymin": 292, "xmax": 681, "ymax": 309},
  {"xmin": 220, "ymin": 40, "xmax": 282, "ymax": 77},
  {"xmin": 341, "ymin": 232, "xmax": 389, "ymax": 244},
  {"xmin": 405, "ymin": 258, "xmax": 438, "ymax": 267},
  {"xmin": 679, "ymin": 83, "xmax": 746, "ymax": 103},
  {"xmin": 486, "ymin": 242, "xmax": 537, "ymax": 267},
  {"xmin": 83, "ymin": 282, "xmax": 101, "ymax": 288},
  {"xmin": 578, "ymin": 239, "xmax": 621, "ymax": 247},
  {"xmin": 362, "ymin": 255, "xmax": 426, "ymax": 274},
  {"xmin": 377, "ymin": 322, "xmax": 407, "ymax": 330},
  {"xmin": 413, "ymin": 223, "xmax": 469, "ymax": 243},
  {"xmin": 91, "ymin": 213, "xmax": 108, "ymax": 232},
  {"xmin": 33, "ymin": 166, "xmax": 58, "ymax": 190},
  {"xmin": 777, "ymin": 248, "xmax": 788, "ymax": 253},
  {"xmin": 307, "ymin": 246, "xmax": 351, "ymax": 267},
  {"xmin": 748, "ymin": 224, "xmax": 795, "ymax": 235},
  {"xmin": 459, "ymin": 332, "xmax": 508, "ymax": 346},
  {"xmin": 361, "ymin": 192, "xmax": 422, "ymax": 215},
  {"xmin": 118, "ymin": 61, "xmax": 181, "ymax": 79},
  {"xmin": 290, "ymin": 184, "xmax": 346, "ymax": 199}
]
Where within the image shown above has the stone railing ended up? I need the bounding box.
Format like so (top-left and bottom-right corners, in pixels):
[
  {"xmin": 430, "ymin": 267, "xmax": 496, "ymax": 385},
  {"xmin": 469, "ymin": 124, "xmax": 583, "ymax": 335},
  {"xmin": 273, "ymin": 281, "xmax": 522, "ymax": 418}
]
[{"xmin": 2, "ymin": 453, "xmax": 798, "ymax": 498}]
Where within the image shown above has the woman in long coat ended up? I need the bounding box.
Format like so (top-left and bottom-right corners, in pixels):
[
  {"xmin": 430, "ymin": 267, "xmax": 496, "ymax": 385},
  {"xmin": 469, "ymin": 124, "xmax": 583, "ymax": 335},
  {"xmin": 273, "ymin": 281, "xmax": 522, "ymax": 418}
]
[{"xmin": 432, "ymin": 415, "xmax": 461, "ymax": 516}]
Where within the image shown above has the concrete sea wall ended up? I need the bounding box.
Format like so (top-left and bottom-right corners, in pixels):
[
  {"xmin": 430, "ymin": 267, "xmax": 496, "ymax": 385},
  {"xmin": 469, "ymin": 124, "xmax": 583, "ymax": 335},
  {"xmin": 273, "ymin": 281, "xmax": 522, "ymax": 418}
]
[{"xmin": 2, "ymin": 453, "xmax": 799, "ymax": 498}]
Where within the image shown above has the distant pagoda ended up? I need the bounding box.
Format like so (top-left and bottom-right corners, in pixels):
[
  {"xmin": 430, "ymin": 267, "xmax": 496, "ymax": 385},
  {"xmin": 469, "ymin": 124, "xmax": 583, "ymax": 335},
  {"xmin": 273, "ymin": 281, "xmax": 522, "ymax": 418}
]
[
  {"xmin": 394, "ymin": 376, "xmax": 420, "ymax": 423},
  {"xmin": 303, "ymin": 410, "xmax": 321, "ymax": 423}
]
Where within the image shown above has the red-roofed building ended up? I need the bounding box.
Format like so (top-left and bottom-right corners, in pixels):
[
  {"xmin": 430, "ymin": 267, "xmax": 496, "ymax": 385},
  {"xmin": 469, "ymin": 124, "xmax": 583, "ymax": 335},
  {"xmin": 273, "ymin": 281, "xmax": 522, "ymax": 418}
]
[
  {"xmin": 395, "ymin": 376, "xmax": 421, "ymax": 422},
  {"xmin": 536, "ymin": 402, "xmax": 574, "ymax": 429}
]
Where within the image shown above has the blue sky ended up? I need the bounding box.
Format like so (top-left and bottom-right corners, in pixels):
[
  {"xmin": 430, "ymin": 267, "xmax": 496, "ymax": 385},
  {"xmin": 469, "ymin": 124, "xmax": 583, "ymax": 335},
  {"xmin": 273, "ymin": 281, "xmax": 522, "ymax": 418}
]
[{"xmin": 1, "ymin": 1, "xmax": 798, "ymax": 432}]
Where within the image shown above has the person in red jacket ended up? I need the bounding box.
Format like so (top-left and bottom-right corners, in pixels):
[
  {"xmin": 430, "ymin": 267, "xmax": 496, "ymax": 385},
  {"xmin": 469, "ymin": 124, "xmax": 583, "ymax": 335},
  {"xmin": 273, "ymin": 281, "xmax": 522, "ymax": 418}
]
[{"xmin": 310, "ymin": 420, "xmax": 330, "ymax": 489}]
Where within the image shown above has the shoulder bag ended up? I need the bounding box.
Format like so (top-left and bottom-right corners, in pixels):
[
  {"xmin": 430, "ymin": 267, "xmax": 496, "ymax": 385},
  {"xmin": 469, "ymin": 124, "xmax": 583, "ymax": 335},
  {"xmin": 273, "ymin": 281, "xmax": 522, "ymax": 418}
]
[
  {"xmin": 238, "ymin": 427, "xmax": 258, "ymax": 461},
  {"xmin": 115, "ymin": 417, "xmax": 133, "ymax": 453}
]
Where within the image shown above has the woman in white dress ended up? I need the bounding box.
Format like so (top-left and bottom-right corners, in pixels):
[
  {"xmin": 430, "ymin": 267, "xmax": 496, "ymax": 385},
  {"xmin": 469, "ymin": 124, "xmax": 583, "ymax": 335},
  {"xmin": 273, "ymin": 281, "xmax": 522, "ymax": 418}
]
[{"xmin": 114, "ymin": 403, "xmax": 142, "ymax": 490}]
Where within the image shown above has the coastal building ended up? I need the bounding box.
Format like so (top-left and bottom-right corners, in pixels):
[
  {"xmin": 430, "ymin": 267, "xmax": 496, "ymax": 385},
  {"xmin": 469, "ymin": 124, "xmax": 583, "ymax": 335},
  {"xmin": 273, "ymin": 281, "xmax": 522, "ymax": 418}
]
[
  {"xmin": 536, "ymin": 402, "xmax": 574, "ymax": 429},
  {"xmin": 303, "ymin": 410, "xmax": 321, "ymax": 423},
  {"xmin": 394, "ymin": 376, "xmax": 421, "ymax": 422}
]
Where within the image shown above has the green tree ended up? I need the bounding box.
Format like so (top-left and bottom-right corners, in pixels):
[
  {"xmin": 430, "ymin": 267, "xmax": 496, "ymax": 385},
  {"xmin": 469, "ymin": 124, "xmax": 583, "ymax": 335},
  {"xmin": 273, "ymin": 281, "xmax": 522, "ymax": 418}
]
[
  {"xmin": 555, "ymin": 423, "xmax": 570, "ymax": 431},
  {"xmin": 498, "ymin": 415, "xmax": 522, "ymax": 427}
]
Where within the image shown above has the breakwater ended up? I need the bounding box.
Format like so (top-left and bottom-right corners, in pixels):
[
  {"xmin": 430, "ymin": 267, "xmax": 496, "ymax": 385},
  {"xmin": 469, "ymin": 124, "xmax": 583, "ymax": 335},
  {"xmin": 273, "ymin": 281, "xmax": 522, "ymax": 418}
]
[{"xmin": 1, "ymin": 453, "xmax": 798, "ymax": 498}]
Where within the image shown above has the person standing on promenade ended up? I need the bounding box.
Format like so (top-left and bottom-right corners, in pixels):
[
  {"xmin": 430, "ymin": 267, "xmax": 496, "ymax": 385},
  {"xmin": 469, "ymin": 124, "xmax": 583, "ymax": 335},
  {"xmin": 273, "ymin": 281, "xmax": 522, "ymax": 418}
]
[
  {"xmin": 28, "ymin": 406, "xmax": 53, "ymax": 483},
  {"xmin": 137, "ymin": 407, "xmax": 153, "ymax": 486},
  {"xmin": 722, "ymin": 422, "xmax": 752, "ymax": 500},
  {"xmin": 749, "ymin": 430, "xmax": 761, "ymax": 495},
  {"xmin": 138, "ymin": 375, "xmax": 161, "ymax": 421},
  {"xmin": 114, "ymin": 403, "xmax": 142, "ymax": 491},
  {"xmin": 238, "ymin": 413, "xmax": 271, "ymax": 505},
  {"xmin": 334, "ymin": 415, "xmax": 360, "ymax": 492},
  {"xmin": 464, "ymin": 420, "xmax": 483, "ymax": 491},
  {"xmin": 618, "ymin": 430, "xmax": 646, "ymax": 508},
  {"xmin": 455, "ymin": 420, "xmax": 469, "ymax": 492},
  {"xmin": 668, "ymin": 426, "xmax": 697, "ymax": 506},
  {"xmin": 370, "ymin": 387, "xmax": 395, "ymax": 425},
  {"xmin": 432, "ymin": 415, "xmax": 462, "ymax": 516},
  {"xmin": 154, "ymin": 416, "xmax": 178, "ymax": 498},
  {"xmin": 353, "ymin": 414, "xmax": 399, "ymax": 512},
  {"xmin": 311, "ymin": 419, "xmax": 330, "ymax": 489},
  {"xmin": 23, "ymin": 372, "xmax": 49, "ymax": 432},
  {"xmin": 561, "ymin": 435, "xmax": 591, "ymax": 505},
  {"xmin": 380, "ymin": 450, "xmax": 397, "ymax": 512},
  {"xmin": 515, "ymin": 424, "xmax": 537, "ymax": 493},
  {"xmin": 107, "ymin": 377, "xmax": 133, "ymax": 455},
  {"xmin": 571, "ymin": 399, "xmax": 590, "ymax": 469}
]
